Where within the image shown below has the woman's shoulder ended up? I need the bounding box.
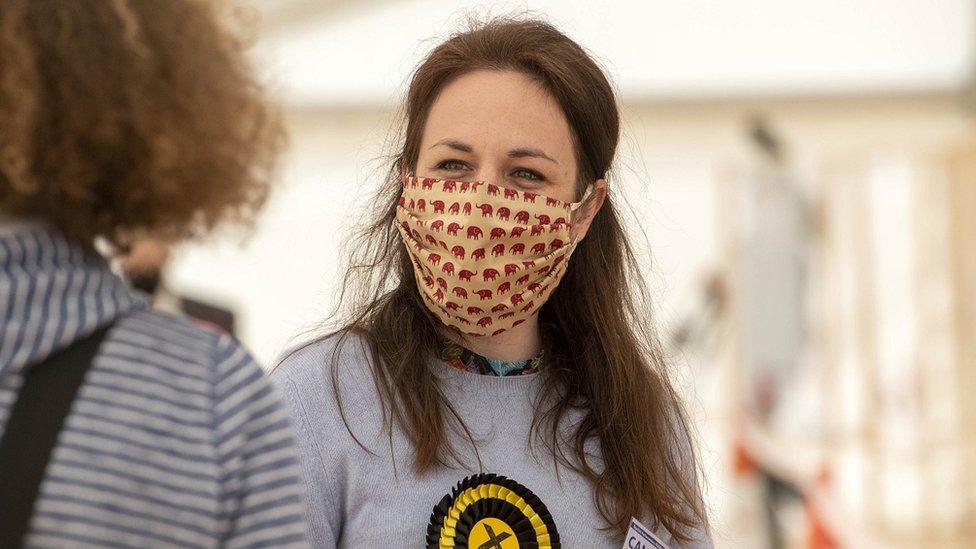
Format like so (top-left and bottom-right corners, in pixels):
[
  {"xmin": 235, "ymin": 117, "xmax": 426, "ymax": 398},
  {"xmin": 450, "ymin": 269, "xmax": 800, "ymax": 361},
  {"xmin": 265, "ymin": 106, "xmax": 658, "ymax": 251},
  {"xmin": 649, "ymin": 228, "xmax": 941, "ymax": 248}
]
[
  {"xmin": 271, "ymin": 331, "xmax": 381, "ymax": 430},
  {"xmin": 272, "ymin": 330, "xmax": 379, "ymax": 415}
]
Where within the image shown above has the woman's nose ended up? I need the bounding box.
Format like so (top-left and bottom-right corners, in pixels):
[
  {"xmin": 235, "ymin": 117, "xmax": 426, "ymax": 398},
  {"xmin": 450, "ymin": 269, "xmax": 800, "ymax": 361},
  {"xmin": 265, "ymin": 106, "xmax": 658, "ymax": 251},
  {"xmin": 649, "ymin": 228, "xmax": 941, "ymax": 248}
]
[{"xmin": 469, "ymin": 167, "xmax": 504, "ymax": 184}]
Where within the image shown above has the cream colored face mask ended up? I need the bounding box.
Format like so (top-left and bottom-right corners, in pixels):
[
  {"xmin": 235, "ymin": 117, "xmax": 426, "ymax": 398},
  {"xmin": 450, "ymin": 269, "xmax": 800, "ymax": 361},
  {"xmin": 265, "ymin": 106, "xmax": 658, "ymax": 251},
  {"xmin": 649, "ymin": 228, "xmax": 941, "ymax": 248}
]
[{"xmin": 396, "ymin": 176, "xmax": 590, "ymax": 337}]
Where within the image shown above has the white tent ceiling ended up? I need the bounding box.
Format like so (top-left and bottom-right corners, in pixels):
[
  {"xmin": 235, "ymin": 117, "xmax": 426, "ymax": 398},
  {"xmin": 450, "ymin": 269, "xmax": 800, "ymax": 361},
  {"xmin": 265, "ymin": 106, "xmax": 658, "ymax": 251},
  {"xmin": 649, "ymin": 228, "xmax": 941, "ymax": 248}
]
[{"xmin": 253, "ymin": 0, "xmax": 974, "ymax": 107}]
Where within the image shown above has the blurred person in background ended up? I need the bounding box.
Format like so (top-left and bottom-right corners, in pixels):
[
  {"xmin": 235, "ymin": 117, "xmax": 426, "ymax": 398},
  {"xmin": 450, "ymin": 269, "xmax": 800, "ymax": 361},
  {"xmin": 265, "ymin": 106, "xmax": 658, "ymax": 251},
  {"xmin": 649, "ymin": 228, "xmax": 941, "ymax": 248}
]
[
  {"xmin": 0, "ymin": 1, "xmax": 306, "ymax": 547},
  {"xmin": 672, "ymin": 117, "xmax": 820, "ymax": 548},
  {"xmin": 119, "ymin": 239, "xmax": 237, "ymax": 335},
  {"xmin": 275, "ymin": 18, "xmax": 711, "ymax": 548}
]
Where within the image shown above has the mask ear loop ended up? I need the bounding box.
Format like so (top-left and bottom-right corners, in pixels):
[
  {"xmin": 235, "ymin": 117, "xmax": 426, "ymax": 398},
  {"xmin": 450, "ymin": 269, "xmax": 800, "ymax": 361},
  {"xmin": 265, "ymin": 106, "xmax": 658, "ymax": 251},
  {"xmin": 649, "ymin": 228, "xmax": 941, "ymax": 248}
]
[{"xmin": 567, "ymin": 183, "xmax": 596, "ymax": 254}]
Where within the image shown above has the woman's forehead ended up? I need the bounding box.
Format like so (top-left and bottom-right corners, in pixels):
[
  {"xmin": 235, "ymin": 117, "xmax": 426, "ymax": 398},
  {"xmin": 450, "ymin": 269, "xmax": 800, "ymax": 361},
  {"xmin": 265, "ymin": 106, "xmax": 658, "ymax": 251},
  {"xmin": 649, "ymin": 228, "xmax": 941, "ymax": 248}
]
[{"xmin": 420, "ymin": 70, "xmax": 575, "ymax": 162}]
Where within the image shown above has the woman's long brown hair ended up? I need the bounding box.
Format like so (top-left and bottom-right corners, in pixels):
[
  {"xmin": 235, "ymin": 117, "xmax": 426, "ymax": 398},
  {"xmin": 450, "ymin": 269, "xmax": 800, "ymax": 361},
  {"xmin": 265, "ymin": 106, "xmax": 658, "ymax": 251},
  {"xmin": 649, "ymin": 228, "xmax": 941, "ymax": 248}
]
[{"xmin": 313, "ymin": 17, "xmax": 708, "ymax": 541}]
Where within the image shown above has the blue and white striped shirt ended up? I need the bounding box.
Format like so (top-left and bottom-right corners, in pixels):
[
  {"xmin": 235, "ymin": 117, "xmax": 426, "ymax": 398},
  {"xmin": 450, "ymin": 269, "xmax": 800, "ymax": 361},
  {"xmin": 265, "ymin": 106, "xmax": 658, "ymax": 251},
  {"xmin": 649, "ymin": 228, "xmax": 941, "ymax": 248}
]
[{"xmin": 0, "ymin": 225, "xmax": 308, "ymax": 548}]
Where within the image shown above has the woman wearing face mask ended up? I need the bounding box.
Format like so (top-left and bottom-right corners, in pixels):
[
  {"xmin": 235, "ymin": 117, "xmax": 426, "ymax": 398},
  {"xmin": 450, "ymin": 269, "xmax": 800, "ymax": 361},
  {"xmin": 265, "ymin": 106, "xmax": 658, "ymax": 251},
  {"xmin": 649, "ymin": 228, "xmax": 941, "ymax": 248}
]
[{"xmin": 275, "ymin": 18, "xmax": 711, "ymax": 548}]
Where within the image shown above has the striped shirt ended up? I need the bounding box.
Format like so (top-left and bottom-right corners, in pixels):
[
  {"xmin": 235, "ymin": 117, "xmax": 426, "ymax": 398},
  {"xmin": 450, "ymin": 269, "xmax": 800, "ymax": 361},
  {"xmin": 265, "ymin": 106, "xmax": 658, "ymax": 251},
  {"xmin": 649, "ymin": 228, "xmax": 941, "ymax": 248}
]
[{"xmin": 0, "ymin": 225, "xmax": 308, "ymax": 548}]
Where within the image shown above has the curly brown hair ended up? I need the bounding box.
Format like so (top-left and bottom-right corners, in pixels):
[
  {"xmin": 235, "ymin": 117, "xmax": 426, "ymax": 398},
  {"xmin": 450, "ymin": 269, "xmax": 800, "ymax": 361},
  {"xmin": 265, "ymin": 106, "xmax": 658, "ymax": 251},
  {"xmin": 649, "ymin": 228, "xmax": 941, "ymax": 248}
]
[{"xmin": 0, "ymin": 0, "xmax": 285, "ymax": 247}]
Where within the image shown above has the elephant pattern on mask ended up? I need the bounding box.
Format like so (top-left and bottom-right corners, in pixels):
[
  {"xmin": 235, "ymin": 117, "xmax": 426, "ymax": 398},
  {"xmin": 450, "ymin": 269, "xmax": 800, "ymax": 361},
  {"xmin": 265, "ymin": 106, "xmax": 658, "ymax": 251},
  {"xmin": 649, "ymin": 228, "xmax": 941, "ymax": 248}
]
[{"xmin": 397, "ymin": 176, "xmax": 578, "ymax": 337}]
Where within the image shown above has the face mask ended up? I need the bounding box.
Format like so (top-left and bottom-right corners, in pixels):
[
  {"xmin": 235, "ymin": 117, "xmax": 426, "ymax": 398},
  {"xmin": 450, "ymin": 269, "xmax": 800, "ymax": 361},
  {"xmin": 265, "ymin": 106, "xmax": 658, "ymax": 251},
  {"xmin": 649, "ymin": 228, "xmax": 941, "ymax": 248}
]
[{"xmin": 396, "ymin": 176, "xmax": 590, "ymax": 337}]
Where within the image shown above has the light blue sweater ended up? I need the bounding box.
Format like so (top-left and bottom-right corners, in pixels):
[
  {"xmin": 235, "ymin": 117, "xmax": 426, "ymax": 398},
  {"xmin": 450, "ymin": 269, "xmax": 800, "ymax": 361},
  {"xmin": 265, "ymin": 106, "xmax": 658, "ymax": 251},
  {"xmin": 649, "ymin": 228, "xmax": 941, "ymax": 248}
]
[{"xmin": 274, "ymin": 333, "xmax": 712, "ymax": 548}]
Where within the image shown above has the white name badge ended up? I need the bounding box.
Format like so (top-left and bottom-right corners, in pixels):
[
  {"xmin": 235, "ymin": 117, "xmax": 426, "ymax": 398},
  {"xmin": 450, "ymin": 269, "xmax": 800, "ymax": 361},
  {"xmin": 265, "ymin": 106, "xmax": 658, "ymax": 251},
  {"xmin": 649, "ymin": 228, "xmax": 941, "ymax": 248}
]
[{"xmin": 622, "ymin": 517, "xmax": 669, "ymax": 549}]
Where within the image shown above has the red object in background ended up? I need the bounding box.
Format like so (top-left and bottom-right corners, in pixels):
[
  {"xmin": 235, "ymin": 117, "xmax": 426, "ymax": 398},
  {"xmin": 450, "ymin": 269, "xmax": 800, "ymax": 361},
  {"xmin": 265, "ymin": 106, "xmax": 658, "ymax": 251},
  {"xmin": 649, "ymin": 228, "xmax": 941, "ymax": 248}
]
[
  {"xmin": 732, "ymin": 440, "xmax": 757, "ymax": 477},
  {"xmin": 805, "ymin": 466, "xmax": 838, "ymax": 549}
]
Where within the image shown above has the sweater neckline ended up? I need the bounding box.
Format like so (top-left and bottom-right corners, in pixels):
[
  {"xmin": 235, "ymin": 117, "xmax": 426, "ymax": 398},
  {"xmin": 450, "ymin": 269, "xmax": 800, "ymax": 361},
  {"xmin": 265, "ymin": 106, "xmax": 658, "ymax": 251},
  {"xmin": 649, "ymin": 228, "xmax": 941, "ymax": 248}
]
[{"xmin": 438, "ymin": 338, "xmax": 543, "ymax": 377}]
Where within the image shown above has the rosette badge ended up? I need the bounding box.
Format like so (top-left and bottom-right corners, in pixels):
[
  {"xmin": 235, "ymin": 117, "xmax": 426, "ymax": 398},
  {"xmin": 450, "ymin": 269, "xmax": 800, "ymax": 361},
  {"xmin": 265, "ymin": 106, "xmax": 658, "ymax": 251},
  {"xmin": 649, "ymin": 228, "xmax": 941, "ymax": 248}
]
[{"xmin": 426, "ymin": 473, "xmax": 560, "ymax": 548}]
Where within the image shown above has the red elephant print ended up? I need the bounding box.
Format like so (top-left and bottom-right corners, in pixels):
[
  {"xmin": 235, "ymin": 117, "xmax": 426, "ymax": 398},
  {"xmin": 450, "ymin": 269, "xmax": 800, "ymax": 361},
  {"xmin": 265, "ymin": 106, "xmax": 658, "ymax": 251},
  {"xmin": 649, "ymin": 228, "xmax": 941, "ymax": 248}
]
[
  {"xmin": 458, "ymin": 317, "xmax": 472, "ymax": 326},
  {"xmin": 412, "ymin": 229, "xmax": 422, "ymax": 241},
  {"xmin": 433, "ymin": 288, "xmax": 444, "ymax": 301},
  {"xmin": 428, "ymin": 252, "xmax": 441, "ymax": 265},
  {"xmin": 466, "ymin": 226, "xmax": 484, "ymax": 239},
  {"xmin": 432, "ymin": 200, "xmax": 446, "ymax": 214},
  {"xmin": 417, "ymin": 199, "xmax": 426, "ymax": 212},
  {"xmin": 446, "ymin": 301, "xmax": 460, "ymax": 311},
  {"xmin": 458, "ymin": 269, "xmax": 476, "ymax": 281},
  {"xmin": 447, "ymin": 222, "xmax": 462, "ymax": 236},
  {"xmin": 512, "ymin": 319, "xmax": 525, "ymax": 328},
  {"xmin": 500, "ymin": 311, "xmax": 515, "ymax": 320},
  {"xmin": 491, "ymin": 243, "xmax": 506, "ymax": 257},
  {"xmin": 546, "ymin": 196, "xmax": 559, "ymax": 206},
  {"xmin": 460, "ymin": 181, "xmax": 471, "ymax": 192},
  {"xmin": 504, "ymin": 263, "xmax": 519, "ymax": 276},
  {"xmin": 527, "ymin": 282, "xmax": 541, "ymax": 294},
  {"xmin": 510, "ymin": 226, "xmax": 526, "ymax": 238},
  {"xmin": 451, "ymin": 245, "xmax": 466, "ymax": 260},
  {"xmin": 471, "ymin": 248, "xmax": 486, "ymax": 261},
  {"xmin": 530, "ymin": 225, "xmax": 545, "ymax": 237},
  {"xmin": 492, "ymin": 328, "xmax": 506, "ymax": 336},
  {"xmin": 536, "ymin": 266, "xmax": 552, "ymax": 275},
  {"xmin": 439, "ymin": 240, "xmax": 447, "ymax": 250},
  {"xmin": 531, "ymin": 242, "xmax": 547, "ymax": 255},
  {"xmin": 467, "ymin": 306, "xmax": 484, "ymax": 315},
  {"xmin": 422, "ymin": 275, "xmax": 434, "ymax": 288},
  {"xmin": 510, "ymin": 243, "xmax": 526, "ymax": 255},
  {"xmin": 535, "ymin": 214, "xmax": 551, "ymax": 225},
  {"xmin": 523, "ymin": 192, "xmax": 537, "ymax": 203},
  {"xmin": 520, "ymin": 301, "xmax": 535, "ymax": 313},
  {"xmin": 436, "ymin": 277, "xmax": 447, "ymax": 289},
  {"xmin": 449, "ymin": 202, "xmax": 460, "ymax": 214},
  {"xmin": 497, "ymin": 281, "xmax": 511, "ymax": 295},
  {"xmin": 442, "ymin": 180, "xmax": 457, "ymax": 193},
  {"xmin": 487, "ymin": 183, "xmax": 500, "ymax": 196},
  {"xmin": 496, "ymin": 207, "xmax": 511, "ymax": 220},
  {"xmin": 442, "ymin": 262, "xmax": 455, "ymax": 275},
  {"xmin": 522, "ymin": 260, "xmax": 536, "ymax": 270},
  {"xmin": 482, "ymin": 268, "xmax": 500, "ymax": 281},
  {"xmin": 476, "ymin": 203, "xmax": 493, "ymax": 217},
  {"xmin": 421, "ymin": 179, "xmax": 434, "ymax": 190},
  {"xmin": 470, "ymin": 182, "xmax": 483, "ymax": 193},
  {"xmin": 490, "ymin": 228, "xmax": 507, "ymax": 240},
  {"xmin": 549, "ymin": 239, "xmax": 564, "ymax": 250},
  {"xmin": 504, "ymin": 188, "xmax": 518, "ymax": 200},
  {"xmin": 517, "ymin": 274, "xmax": 530, "ymax": 285},
  {"xmin": 463, "ymin": 202, "xmax": 473, "ymax": 215},
  {"xmin": 453, "ymin": 287, "xmax": 468, "ymax": 298},
  {"xmin": 477, "ymin": 316, "xmax": 493, "ymax": 328},
  {"xmin": 514, "ymin": 211, "xmax": 530, "ymax": 224},
  {"xmin": 430, "ymin": 220, "xmax": 444, "ymax": 232},
  {"xmin": 553, "ymin": 217, "xmax": 566, "ymax": 225},
  {"xmin": 475, "ymin": 289, "xmax": 493, "ymax": 300},
  {"xmin": 491, "ymin": 303, "xmax": 508, "ymax": 313},
  {"xmin": 510, "ymin": 293, "xmax": 525, "ymax": 305},
  {"xmin": 398, "ymin": 197, "xmax": 406, "ymax": 208}
]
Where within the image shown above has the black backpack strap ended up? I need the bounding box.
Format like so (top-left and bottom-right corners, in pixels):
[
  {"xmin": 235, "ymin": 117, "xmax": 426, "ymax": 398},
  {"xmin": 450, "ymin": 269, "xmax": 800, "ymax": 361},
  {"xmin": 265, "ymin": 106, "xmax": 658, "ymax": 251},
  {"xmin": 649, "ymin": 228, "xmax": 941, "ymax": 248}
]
[{"xmin": 0, "ymin": 323, "xmax": 113, "ymax": 548}]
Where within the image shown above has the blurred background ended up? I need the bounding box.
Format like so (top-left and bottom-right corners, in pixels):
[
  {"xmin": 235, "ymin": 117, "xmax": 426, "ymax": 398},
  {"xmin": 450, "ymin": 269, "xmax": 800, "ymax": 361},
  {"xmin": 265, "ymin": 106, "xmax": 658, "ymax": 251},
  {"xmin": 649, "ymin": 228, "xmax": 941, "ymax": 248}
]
[{"xmin": 159, "ymin": 1, "xmax": 976, "ymax": 547}]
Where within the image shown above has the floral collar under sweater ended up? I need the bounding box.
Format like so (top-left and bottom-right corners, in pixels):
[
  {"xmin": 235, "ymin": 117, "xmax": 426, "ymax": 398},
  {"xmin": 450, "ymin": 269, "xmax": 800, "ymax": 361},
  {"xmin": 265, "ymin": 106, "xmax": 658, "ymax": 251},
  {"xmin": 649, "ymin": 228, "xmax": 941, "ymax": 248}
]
[{"xmin": 439, "ymin": 339, "xmax": 543, "ymax": 376}]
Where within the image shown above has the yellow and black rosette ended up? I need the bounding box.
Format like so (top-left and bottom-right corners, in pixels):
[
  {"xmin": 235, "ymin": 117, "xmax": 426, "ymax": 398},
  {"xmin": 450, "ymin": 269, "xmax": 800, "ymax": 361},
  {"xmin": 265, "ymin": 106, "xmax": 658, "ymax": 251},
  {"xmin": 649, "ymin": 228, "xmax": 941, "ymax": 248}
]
[{"xmin": 425, "ymin": 473, "xmax": 560, "ymax": 548}]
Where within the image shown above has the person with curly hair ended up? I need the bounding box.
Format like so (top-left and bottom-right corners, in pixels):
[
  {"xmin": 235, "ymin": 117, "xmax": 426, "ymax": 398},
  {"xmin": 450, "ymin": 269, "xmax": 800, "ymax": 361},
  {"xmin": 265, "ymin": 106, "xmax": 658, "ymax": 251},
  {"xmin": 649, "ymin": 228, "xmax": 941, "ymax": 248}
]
[{"xmin": 0, "ymin": 1, "xmax": 306, "ymax": 547}]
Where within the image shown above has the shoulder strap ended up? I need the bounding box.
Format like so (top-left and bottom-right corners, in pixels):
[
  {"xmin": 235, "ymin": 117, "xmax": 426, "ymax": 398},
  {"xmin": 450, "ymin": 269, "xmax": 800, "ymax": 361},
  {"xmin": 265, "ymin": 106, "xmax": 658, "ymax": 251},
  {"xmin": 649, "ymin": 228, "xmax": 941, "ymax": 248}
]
[{"xmin": 0, "ymin": 323, "xmax": 113, "ymax": 548}]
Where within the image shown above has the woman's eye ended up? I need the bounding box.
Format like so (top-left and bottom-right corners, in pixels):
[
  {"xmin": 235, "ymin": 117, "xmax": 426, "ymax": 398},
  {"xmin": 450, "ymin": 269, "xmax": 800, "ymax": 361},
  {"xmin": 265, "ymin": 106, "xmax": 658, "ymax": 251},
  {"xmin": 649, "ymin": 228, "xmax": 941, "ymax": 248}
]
[
  {"xmin": 512, "ymin": 168, "xmax": 544, "ymax": 181},
  {"xmin": 437, "ymin": 160, "xmax": 468, "ymax": 171}
]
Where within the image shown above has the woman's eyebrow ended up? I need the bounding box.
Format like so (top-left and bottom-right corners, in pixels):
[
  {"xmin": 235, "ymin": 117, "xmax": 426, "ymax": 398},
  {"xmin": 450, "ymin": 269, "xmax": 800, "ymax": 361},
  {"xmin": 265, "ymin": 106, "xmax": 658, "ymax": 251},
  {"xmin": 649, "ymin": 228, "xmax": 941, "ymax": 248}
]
[
  {"xmin": 429, "ymin": 138, "xmax": 473, "ymax": 152},
  {"xmin": 508, "ymin": 147, "xmax": 558, "ymax": 164}
]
